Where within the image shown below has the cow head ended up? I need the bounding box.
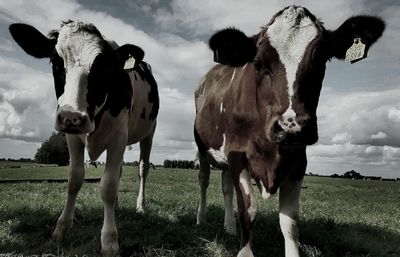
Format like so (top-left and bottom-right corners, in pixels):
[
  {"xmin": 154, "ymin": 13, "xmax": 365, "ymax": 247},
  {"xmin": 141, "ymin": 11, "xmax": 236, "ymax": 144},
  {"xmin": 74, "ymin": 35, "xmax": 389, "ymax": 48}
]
[
  {"xmin": 209, "ymin": 5, "xmax": 384, "ymax": 146},
  {"xmin": 9, "ymin": 21, "xmax": 143, "ymax": 134}
]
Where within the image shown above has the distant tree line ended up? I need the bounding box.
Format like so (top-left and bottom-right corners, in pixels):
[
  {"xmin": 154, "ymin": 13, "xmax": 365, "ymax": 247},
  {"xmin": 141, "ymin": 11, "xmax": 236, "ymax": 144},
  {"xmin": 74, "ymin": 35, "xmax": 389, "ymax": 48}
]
[
  {"xmin": 124, "ymin": 161, "xmax": 139, "ymax": 166},
  {"xmin": 0, "ymin": 158, "xmax": 34, "ymax": 162},
  {"xmin": 163, "ymin": 159, "xmax": 198, "ymax": 169},
  {"xmin": 331, "ymin": 170, "xmax": 399, "ymax": 182}
]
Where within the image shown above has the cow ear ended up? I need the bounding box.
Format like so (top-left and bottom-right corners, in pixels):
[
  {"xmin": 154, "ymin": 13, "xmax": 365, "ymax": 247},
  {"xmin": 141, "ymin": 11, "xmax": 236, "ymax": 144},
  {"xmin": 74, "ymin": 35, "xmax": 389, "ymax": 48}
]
[
  {"xmin": 209, "ymin": 27, "xmax": 257, "ymax": 67},
  {"xmin": 115, "ymin": 44, "xmax": 145, "ymax": 69},
  {"xmin": 330, "ymin": 16, "xmax": 385, "ymax": 61},
  {"xmin": 9, "ymin": 23, "xmax": 55, "ymax": 58}
]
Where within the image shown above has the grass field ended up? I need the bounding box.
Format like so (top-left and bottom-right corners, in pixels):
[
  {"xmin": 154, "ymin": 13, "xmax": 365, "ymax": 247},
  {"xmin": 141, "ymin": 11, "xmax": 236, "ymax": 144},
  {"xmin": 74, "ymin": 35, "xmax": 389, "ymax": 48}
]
[{"xmin": 0, "ymin": 166, "xmax": 399, "ymax": 257}]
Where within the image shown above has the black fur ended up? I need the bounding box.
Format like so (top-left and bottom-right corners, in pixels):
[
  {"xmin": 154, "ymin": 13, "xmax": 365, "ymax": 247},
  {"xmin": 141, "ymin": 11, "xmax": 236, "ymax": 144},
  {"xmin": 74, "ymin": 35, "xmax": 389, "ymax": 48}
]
[
  {"xmin": 116, "ymin": 44, "xmax": 145, "ymax": 66},
  {"xmin": 87, "ymin": 43, "xmax": 133, "ymax": 119},
  {"xmin": 140, "ymin": 108, "xmax": 146, "ymax": 119},
  {"xmin": 135, "ymin": 63, "xmax": 159, "ymax": 121},
  {"xmin": 9, "ymin": 23, "xmax": 55, "ymax": 58},
  {"xmin": 209, "ymin": 27, "xmax": 257, "ymax": 66},
  {"xmin": 50, "ymin": 51, "xmax": 66, "ymax": 99},
  {"xmin": 331, "ymin": 16, "xmax": 385, "ymax": 59},
  {"xmin": 194, "ymin": 127, "xmax": 208, "ymax": 154}
]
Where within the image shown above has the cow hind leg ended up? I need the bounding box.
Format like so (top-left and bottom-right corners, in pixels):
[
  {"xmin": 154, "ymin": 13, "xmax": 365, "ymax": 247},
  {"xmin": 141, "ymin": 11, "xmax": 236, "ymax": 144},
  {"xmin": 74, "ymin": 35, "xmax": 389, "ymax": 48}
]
[
  {"xmin": 279, "ymin": 178, "xmax": 302, "ymax": 257},
  {"xmin": 222, "ymin": 169, "xmax": 236, "ymax": 234},
  {"xmin": 196, "ymin": 152, "xmax": 211, "ymax": 225},
  {"xmin": 136, "ymin": 124, "xmax": 155, "ymax": 213},
  {"xmin": 53, "ymin": 135, "xmax": 85, "ymax": 242}
]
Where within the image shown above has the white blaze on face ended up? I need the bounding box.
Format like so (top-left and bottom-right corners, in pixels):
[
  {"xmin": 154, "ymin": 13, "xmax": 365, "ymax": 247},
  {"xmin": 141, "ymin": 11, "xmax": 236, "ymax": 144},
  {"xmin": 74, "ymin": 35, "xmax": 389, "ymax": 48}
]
[
  {"xmin": 55, "ymin": 22, "xmax": 103, "ymax": 113},
  {"xmin": 267, "ymin": 6, "xmax": 318, "ymax": 131}
]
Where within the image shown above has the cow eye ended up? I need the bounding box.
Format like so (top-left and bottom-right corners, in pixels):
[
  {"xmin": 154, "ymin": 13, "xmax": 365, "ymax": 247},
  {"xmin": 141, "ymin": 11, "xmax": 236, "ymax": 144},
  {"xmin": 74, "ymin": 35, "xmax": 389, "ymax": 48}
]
[{"xmin": 254, "ymin": 59, "xmax": 263, "ymax": 71}]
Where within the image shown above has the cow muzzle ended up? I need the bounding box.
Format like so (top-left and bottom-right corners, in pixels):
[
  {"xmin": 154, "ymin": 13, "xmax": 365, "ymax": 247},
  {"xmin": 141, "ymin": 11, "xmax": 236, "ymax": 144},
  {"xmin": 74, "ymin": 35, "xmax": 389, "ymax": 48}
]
[
  {"xmin": 55, "ymin": 105, "xmax": 94, "ymax": 134},
  {"xmin": 269, "ymin": 117, "xmax": 318, "ymax": 147}
]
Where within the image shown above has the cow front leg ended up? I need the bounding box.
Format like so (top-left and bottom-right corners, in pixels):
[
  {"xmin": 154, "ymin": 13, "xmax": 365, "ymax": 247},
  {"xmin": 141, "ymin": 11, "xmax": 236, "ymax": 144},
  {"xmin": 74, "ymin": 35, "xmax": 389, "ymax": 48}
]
[
  {"xmin": 136, "ymin": 124, "xmax": 155, "ymax": 213},
  {"xmin": 235, "ymin": 169, "xmax": 258, "ymax": 257},
  {"xmin": 279, "ymin": 178, "xmax": 302, "ymax": 257},
  {"xmin": 196, "ymin": 152, "xmax": 211, "ymax": 225},
  {"xmin": 53, "ymin": 134, "xmax": 85, "ymax": 241},
  {"xmin": 100, "ymin": 143, "xmax": 126, "ymax": 256},
  {"xmin": 222, "ymin": 169, "xmax": 236, "ymax": 234}
]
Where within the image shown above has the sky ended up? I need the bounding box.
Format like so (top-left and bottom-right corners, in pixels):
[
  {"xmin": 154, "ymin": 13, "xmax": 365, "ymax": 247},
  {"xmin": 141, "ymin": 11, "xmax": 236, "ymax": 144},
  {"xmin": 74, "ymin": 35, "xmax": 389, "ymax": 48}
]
[{"xmin": 0, "ymin": 0, "xmax": 399, "ymax": 178}]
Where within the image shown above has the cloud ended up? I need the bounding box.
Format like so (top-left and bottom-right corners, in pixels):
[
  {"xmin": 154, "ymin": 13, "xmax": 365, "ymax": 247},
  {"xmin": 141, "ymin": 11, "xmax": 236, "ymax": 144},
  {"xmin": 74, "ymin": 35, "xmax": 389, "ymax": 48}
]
[
  {"xmin": 0, "ymin": 0, "xmax": 399, "ymax": 180},
  {"xmin": 0, "ymin": 57, "xmax": 55, "ymax": 142},
  {"xmin": 317, "ymin": 87, "xmax": 400, "ymax": 147},
  {"xmin": 153, "ymin": 0, "xmax": 368, "ymax": 37},
  {"xmin": 0, "ymin": 0, "xmax": 205, "ymax": 162},
  {"xmin": 370, "ymin": 131, "xmax": 387, "ymax": 140}
]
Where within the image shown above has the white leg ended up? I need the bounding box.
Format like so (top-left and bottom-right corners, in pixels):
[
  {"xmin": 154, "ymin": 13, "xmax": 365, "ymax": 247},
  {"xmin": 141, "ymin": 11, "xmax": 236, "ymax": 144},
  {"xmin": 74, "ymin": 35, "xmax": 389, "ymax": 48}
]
[
  {"xmin": 100, "ymin": 142, "xmax": 126, "ymax": 256},
  {"xmin": 237, "ymin": 243, "xmax": 254, "ymax": 257},
  {"xmin": 236, "ymin": 169, "xmax": 258, "ymax": 257},
  {"xmin": 136, "ymin": 125, "xmax": 155, "ymax": 213},
  {"xmin": 53, "ymin": 134, "xmax": 84, "ymax": 241},
  {"xmin": 196, "ymin": 152, "xmax": 210, "ymax": 225},
  {"xmin": 279, "ymin": 178, "xmax": 302, "ymax": 257},
  {"xmin": 222, "ymin": 169, "xmax": 236, "ymax": 234}
]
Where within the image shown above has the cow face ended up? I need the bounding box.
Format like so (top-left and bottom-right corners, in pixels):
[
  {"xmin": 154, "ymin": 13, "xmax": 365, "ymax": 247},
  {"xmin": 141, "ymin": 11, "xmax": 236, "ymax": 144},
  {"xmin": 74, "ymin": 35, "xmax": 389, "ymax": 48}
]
[
  {"xmin": 9, "ymin": 21, "xmax": 136, "ymax": 135},
  {"xmin": 208, "ymin": 5, "xmax": 384, "ymax": 146},
  {"xmin": 256, "ymin": 6, "xmax": 326, "ymax": 146}
]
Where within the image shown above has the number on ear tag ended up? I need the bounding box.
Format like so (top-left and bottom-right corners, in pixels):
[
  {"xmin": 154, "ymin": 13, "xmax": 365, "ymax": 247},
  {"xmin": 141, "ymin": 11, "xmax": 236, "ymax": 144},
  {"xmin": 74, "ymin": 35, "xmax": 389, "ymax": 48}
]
[
  {"xmin": 124, "ymin": 56, "xmax": 136, "ymax": 70},
  {"xmin": 345, "ymin": 38, "xmax": 367, "ymax": 63}
]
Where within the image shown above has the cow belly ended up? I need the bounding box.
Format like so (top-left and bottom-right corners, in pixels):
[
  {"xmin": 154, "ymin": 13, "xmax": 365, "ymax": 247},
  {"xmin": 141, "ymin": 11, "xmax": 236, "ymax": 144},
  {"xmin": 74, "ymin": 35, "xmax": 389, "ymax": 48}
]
[
  {"xmin": 126, "ymin": 70, "xmax": 157, "ymax": 144},
  {"xmin": 127, "ymin": 118, "xmax": 155, "ymax": 144}
]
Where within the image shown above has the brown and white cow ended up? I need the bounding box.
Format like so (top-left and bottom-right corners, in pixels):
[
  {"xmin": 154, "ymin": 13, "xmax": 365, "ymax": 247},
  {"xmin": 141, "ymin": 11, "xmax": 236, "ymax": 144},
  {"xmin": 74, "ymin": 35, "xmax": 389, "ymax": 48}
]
[
  {"xmin": 194, "ymin": 6, "xmax": 384, "ymax": 257},
  {"xmin": 9, "ymin": 21, "xmax": 159, "ymax": 255}
]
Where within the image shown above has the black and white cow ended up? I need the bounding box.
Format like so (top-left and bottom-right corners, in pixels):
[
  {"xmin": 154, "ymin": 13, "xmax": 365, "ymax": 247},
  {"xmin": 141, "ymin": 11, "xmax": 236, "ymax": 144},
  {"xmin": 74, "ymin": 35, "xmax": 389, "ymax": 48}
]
[
  {"xmin": 9, "ymin": 21, "xmax": 159, "ymax": 255},
  {"xmin": 194, "ymin": 6, "xmax": 384, "ymax": 257}
]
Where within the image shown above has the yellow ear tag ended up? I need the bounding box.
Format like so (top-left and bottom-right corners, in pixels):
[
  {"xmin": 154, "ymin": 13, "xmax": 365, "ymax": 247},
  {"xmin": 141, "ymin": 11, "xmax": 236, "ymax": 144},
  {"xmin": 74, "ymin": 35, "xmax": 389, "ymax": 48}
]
[
  {"xmin": 345, "ymin": 38, "xmax": 367, "ymax": 63},
  {"xmin": 123, "ymin": 56, "xmax": 136, "ymax": 70}
]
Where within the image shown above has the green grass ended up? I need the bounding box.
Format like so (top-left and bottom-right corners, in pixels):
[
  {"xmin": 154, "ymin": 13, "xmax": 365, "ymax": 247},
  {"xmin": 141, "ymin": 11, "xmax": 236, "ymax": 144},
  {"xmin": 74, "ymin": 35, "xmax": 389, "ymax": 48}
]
[{"xmin": 0, "ymin": 167, "xmax": 399, "ymax": 257}]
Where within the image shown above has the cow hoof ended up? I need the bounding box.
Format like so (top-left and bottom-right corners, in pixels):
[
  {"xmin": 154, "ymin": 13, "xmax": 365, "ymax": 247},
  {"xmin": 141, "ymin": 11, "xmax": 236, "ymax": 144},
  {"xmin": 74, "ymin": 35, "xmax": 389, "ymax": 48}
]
[
  {"xmin": 101, "ymin": 229, "xmax": 119, "ymax": 257},
  {"xmin": 136, "ymin": 205, "xmax": 145, "ymax": 214},
  {"xmin": 224, "ymin": 223, "xmax": 237, "ymax": 235},
  {"xmin": 101, "ymin": 243, "xmax": 119, "ymax": 257},
  {"xmin": 52, "ymin": 219, "xmax": 73, "ymax": 242},
  {"xmin": 196, "ymin": 209, "xmax": 207, "ymax": 225},
  {"xmin": 237, "ymin": 244, "xmax": 254, "ymax": 257},
  {"xmin": 101, "ymin": 241, "xmax": 119, "ymax": 257}
]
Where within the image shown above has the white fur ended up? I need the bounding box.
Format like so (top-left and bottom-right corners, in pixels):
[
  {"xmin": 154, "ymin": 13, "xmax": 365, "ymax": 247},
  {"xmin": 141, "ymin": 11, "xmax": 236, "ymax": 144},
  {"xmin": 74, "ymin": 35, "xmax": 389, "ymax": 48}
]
[
  {"xmin": 279, "ymin": 178, "xmax": 303, "ymax": 257},
  {"xmin": 208, "ymin": 133, "xmax": 228, "ymax": 164},
  {"xmin": 237, "ymin": 243, "xmax": 254, "ymax": 257},
  {"xmin": 267, "ymin": 6, "xmax": 318, "ymax": 132},
  {"xmin": 259, "ymin": 181, "xmax": 272, "ymax": 199},
  {"xmin": 57, "ymin": 66, "xmax": 88, "ymax": 112},
  {"xmin": 239, "ymin": 170, "xmax": 258, "ymax": 222},
  {"xmin": 280, "ymin": 213, "xmax": 300, "ymax": 257},
  {"xmin": 55, "ymin": 22, "xmax": 103, "ymax": 111},
  {"xmin": 230, "ymin": 68, "xmax": 236, "ymax": 85}
]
